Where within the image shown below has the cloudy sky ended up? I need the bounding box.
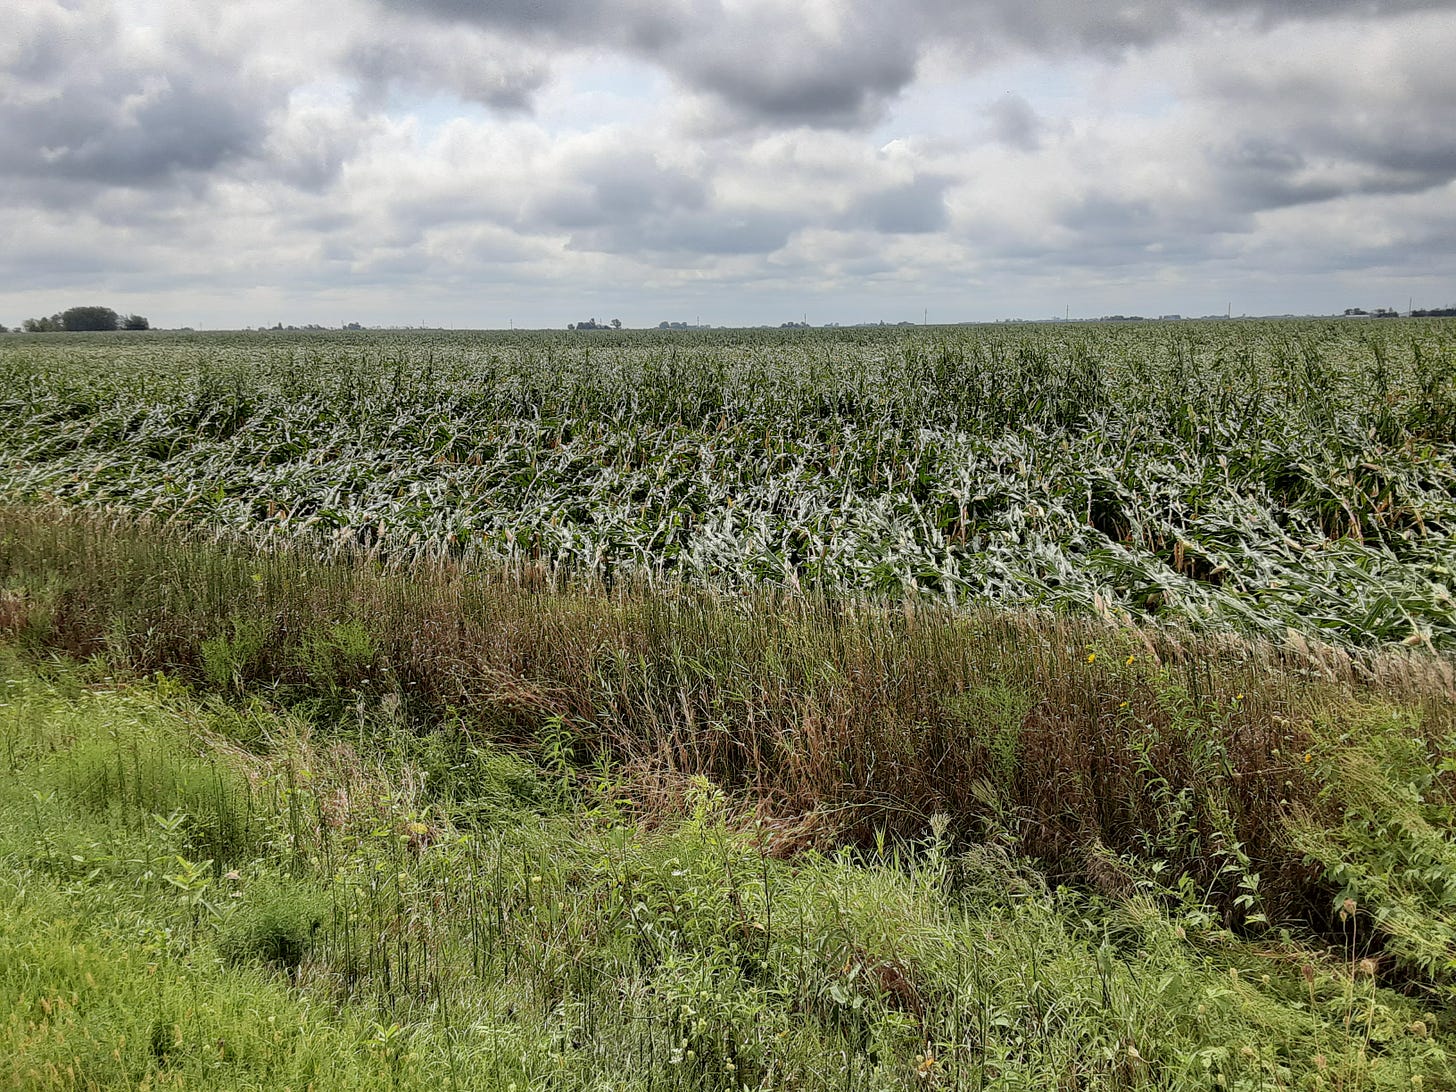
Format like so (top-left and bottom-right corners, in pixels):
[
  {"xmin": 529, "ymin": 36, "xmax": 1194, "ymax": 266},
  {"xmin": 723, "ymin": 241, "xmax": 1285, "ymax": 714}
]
[{"xmin": 3, "ymin": 0, "xmax": 1454, "ymax": 329}]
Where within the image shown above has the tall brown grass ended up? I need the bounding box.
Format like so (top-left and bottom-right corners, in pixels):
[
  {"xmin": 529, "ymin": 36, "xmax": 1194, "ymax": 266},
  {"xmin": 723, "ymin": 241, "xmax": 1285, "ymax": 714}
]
[{"xmin": 3, "ymin": 503, "xmax": 1452, "ymax": 928}]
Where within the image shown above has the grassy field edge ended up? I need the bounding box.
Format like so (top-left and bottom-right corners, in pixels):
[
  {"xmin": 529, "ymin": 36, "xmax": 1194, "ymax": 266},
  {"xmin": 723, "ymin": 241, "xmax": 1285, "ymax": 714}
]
[{"xmin": 5, "ymin": 504, "xmax": 1456, "ymax": 1086}]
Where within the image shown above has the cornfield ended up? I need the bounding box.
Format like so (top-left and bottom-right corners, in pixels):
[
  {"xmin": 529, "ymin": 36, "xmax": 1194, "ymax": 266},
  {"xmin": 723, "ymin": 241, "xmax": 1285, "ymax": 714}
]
[{"xmin": 2, "ymin": 320, "xmax": 1453, "ymax": 646}]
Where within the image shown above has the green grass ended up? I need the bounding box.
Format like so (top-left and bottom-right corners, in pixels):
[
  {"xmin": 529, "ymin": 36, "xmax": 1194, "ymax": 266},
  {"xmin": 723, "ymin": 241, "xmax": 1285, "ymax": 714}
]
[
  {"xmin": 2, "ymin": 321, "xmax": 1453, "ymax": 646},
  {"xmin": 3, "ymin": 650, "xmax": 1456, "ymax": 1090},
  {"xmin": 9, "ymin": 507, "xmax": 1455, "ymax": 927}
]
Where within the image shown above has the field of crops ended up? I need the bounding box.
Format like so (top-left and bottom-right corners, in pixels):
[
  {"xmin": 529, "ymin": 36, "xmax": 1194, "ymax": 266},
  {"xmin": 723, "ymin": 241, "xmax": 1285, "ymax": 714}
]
[
  {"xmin": 5, "ymin": 322, "xmax": 1456, "ymax": 1089},
  {"xmin": 2, "ymin": 321, "xmax": 1453, "ymax": 646}
]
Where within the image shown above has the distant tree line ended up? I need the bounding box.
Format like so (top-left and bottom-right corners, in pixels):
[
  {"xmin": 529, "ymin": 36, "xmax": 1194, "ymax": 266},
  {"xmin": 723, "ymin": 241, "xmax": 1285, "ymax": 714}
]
[
  {"xmin": 1341, "ymin": 306, "xmax": 1456, "ymax": 318},
  {"xmin": 18, "ymin": 306, "xmax": 149, "ymax": 332},
  {"xmin": 568, "ymin": 318, "xmax": 621, "ymax": 330}
]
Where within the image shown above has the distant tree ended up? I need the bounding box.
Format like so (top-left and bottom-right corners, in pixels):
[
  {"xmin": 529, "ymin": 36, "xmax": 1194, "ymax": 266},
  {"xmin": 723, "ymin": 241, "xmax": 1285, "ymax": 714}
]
[
  {"xmin": 610, "ymin": 318, "xmax": 622, "ymax": 329},
  {"xmin": 19, "ymin": 307, "xmax": 148, "ymax": 332},
  {"xmin": 61, "ymin": 306, "xmax": 119, "ymax": 331},
  {"xmin": 0, "ymin": 323, "xmax": 7, "ymax": 333}
]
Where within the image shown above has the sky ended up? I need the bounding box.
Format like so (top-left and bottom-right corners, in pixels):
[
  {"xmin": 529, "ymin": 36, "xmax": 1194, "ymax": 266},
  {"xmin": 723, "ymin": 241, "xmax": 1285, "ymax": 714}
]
[{"xmin": 2, "ymin": 0, "xmax": 1455, "ymax": 330}]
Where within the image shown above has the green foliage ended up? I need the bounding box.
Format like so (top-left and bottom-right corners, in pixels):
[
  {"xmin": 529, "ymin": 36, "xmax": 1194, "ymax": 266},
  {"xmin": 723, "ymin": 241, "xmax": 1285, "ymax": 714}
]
[
  {"xmin": 5, "ymin": 507, "xmax": 1453, "ymax": 927},
  {"xmin": 217, "ymin": 878, "xmax": 327, "ymax": 972},
  {"xmin": 0, "ymin": 307, "xmax": 1454, "ymax": 1090},
  {"xmin": 944, "ymin": 680, "xmax": 1030, "ymax": 791},
  {"xmin": 437, "ymin": 743, "xmax": 545, "ymax": 825},
  {"xmin": 298, "ymin": 618, "xmax": 376, "ymax": 687},
  {"xmin": 1293, "ymin": 706, "xmax": 1456, "ymax": 990},
  {"xmin": 59, "ymin": 306, "xmax": 120, "ymax": 332},
  {"xmin": 19, "ymin": 307, "xmax": 126, "ymax": 332},
  {"xmin": 1, "ymin": 658, "xmax": 1455, "ymax": 1088},
  {"xmin": 201, "ymin": 617, "xmax": 272, "ymax": 693},
  {"xmin": 1, "ymin": 321, "xmax": 1452, "ymax": 646},
  {"xmin": 0, "ymin": 578, "xmax": 60, "ymax": 649},
  {"xmin": 3, "ymin": 679, "xmax": 267, "ymax": 868}
]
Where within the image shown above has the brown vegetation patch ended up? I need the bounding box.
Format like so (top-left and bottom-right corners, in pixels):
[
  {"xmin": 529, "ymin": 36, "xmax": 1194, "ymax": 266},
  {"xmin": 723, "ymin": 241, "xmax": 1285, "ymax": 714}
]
[{"xmin": 2, "ymin": 504, "xmax": 1454, "ymax": 928}]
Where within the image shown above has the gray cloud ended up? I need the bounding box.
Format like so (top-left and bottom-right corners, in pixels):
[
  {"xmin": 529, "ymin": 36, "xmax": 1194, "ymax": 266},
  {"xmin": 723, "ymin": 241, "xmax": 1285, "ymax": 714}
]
[
  {"xmin": 522, "ymin": 147, "xmax": 708, "ymax": 232},
  {"xmin": 1193, "ymin": 0, "xmax": 1452, "ymax": 20},
  {"xmin": 369, "ymin": 0, "xmax": 1456, "ymax": 129},
  {"xmin": 569, "ymin": 207, "xmax": 799, "ymax": 256},
  {"xmin": 1037, "ymin": 192, "xmax": 1238, "ymax": 272},
  {"xmin": 0, "ymin": 3, "xmax": 282, "ymax": 205},
  {"xmin": 370, "ymin": 0, "xmax": 921, "ymax": 127},
  {"xmin": 1, "ymin": 62, "xmax": 267, "ymax": 194},
  {"xmin": 261, "ymin": 104, "xmax": 370, "ymax": 194},
  {"xmin": 3, "ymin": 0, "xmax": 1455, "ymax": 328},
  {"xmin": 983, "ymin": 93, "xmax": 1044, "ymax": 152},
  {"xmin": 1213, "ymin": 115, "xmax": 1456, "ymax": 207},
  {"xmin": 345, "ymin": 20, "xmax": 550, "ymax": 111},
  {"xmin": 845, "ymin": 175, "xmax": 949, "ymax": 234},
  {"xmin": 0, "ymin": 233, "xmax": 150, "ymax": 284},
  {"xmin": 668, "ymin": 8, "xmax": 920, "ymax": 129},
  {"xmin": 1181, "ymin": 24, "xmax": 1456, "ymax": 222}
]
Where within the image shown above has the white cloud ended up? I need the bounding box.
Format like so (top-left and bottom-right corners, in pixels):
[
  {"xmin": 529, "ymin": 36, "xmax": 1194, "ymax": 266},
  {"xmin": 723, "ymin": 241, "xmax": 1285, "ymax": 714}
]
[{"xmin": 1, "ymin": 0, "xmax": 1454, "ymax": 328}]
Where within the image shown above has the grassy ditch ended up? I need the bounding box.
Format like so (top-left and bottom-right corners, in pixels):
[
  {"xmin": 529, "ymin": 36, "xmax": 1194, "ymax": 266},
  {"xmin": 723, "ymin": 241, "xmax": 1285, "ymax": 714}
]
[
  {"xmin": 3, "ymin": 507, "xmax": 1454, "ymax": 915},
  {"xmin": 2, "ymin": 651, "xmax": 1455, "ymax": 1089},
  {"xmin": 3, "ymin": 508, "xmax": 1456, "ymax": 1086}
]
